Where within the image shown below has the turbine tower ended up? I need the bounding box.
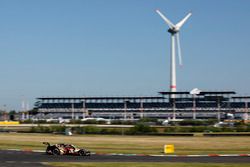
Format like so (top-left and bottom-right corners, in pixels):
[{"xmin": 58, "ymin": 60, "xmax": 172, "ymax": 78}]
[{"xmin": 156, "ymin": 10, "xmax": 192, "ymax": 98}]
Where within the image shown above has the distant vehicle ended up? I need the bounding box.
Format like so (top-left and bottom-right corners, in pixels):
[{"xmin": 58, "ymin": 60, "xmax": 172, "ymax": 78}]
[
  {"xmin": 46, "ymin": 118, "xmax": 59, "ymax": 123},
  {"xmin": 214, "ymin": 121, "xmax": 234, "ymax": 127},
  {"xmin": 58, "ymin": 117, "xmax": 70, "ymax": 124},
  {"xmin": 43, "ymin": 142, "xmax": 91, "ymax": 156},
  {"xmin": 162, "ymin": 120, "xmax": 169, "ymax": 126},
  {"xmin": 81, "ymin": 117, "xmax": 111, "ymax": 124}
]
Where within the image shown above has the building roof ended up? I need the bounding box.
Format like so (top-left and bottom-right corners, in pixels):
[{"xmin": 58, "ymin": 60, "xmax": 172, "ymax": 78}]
[
  {"xmin": 198, "ymin": 91, "xmax": 236, "ymax": 95},
  {"xmin": 158, "ymin": 91, "xmax": 189, "ymax": 95},
  {"xmin": 232, "ymin": 96, "xmax": 250, "ymax": 99},
  {"xmin": 159, "ymin": 91, "xmax": 236, "ymax": 95},
  {"xmin": 37, "ymin": 91, "xmax": 237, "ymax": 101},
  {"xmin": 37, "ymin": 96, "xmax": 164, "ymax": 100}
]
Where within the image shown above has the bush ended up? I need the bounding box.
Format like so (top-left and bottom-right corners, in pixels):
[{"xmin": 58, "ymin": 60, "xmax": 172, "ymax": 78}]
[
  {"xmin": 50, "ymin": 125, "xmax": 66, "ymax": 133},
  {"xmin": 127, "ymin": 123, "xmax": 157, "ymax": 135},
  {"xmin": 206, "ymin": 127, "xmax": 223, "ymax": 132},
  {"xmin": 82, "ymin": 126, "xmax": 101, "ymax": 134},
  {"xmin": 111, "ymin": 120, "xmax": 135, "ymax": 125},
  {"xmin": 178, "ymin": 120, "xmax": 204, "ymax": 126},
  {"xmin": 30, "ymin": 125, "xmax": 66, "ymax": 133},
  {"xmin": 234, "ymin": 121, "xmax": 245, "ymax": 126},
  {"xmin": 71, "ymin": 126, "xmax": 84, "ymax": 134},
  {"xmin": 21, "ymin": 120, "xmax": 59, "ymax": 124},
  {"xmin": 164, "ymin": 126, "xmax": 194, "ymax": 133},
  {"xmin": 69, "ymin": 120, "xmax": 83, "ymax": 124},
  {"xmin": 21, "ymin": 119, "xmax": 33, "ymax": 124},
  {"xmin": 138, "ymin": 118, "xmax": 158, "ymax": 123},
  {"xmin": 36, "ymin": 120, "xmax": 47, "ymax": 124},
  {"xmin": 105, "ymin": 128, "xmax": 123, "ymax": 135},
  {"xmin": 205, "ymin": 119, "xmax": 218, "ymax": 126},
  {"xmin": 164, "ymin": 126, "xmax": 250, "ymax": 133},
  {"xmin": 97, "ymin": 120, "xmax": 108, "ymax": 124},
  {"xmin": 177, "ymin": 119, "xmax": 217, "ymax": 126},
  {"xmin": 30, "ymin": 126, "xmax": 50, "ymax": 133},
  {"xmin": 164, "ymin": 126, "xmax": 225, "ymax": 133},
  {"xmin": 82, "ymin": 119, "xmax": 98, "ymax": 124},
  {"xmin": 235, "ymin": 126, "xmax": 248, "ymax": 132}
]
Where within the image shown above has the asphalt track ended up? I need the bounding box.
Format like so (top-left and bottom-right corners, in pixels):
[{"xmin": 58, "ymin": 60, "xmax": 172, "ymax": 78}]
[{"xmin": 1, "ymin": 150, "xmax": 250, "ymax": 166}]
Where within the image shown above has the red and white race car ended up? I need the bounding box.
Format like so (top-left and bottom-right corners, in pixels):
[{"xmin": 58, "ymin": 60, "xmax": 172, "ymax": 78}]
[{"xmin": 43, "ymin": 142, "xmax": 91, "ymax": 156}]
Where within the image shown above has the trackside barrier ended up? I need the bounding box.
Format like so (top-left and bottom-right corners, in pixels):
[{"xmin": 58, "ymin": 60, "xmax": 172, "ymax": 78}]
[
  {"xmin": 203, "ymin": 133, "xmax": 250, "ymax": 136},
  {"xmin": 0, "ymin": 121, "xmax": 20, "ymax": 125}
]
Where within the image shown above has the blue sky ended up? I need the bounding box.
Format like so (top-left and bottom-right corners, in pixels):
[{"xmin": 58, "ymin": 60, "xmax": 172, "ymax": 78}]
[{"xmin": 0, "ymin": 0, "xmax": 250, "ymax": 110}]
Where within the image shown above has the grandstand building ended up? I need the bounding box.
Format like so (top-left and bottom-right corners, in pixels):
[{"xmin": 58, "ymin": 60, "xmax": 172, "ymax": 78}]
[{"xmin": 34, "ymin": 91, "xmax": 250, "ymax": 120}]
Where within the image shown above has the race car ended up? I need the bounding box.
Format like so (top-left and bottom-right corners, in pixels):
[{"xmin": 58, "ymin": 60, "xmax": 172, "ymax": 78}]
[{"xmin": 43, "ymin": 142, "xmax": 91, "ymax": 156}]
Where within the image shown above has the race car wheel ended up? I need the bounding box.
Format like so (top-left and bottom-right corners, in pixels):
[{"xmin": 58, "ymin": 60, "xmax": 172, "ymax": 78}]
[
  {"xmin": 79, "ymin": 150, "xmax": 86, "ymax": 156},
  {"xmin": 52, "ymin": 148, "xmax": 60, "ymax": 155},
  {"xmin": 46, "ymin": 148, "xmax": 51, "ymax": 155}
]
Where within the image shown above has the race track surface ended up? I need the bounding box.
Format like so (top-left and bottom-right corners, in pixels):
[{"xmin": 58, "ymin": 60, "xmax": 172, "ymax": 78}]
[{"xmin": 1, "ymin": 150, "xmax": 250, "ymax": 166}]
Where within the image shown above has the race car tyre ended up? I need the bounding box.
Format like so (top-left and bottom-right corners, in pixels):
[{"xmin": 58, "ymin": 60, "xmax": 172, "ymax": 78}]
[
  {"xmin": 52, "ymin": 148, "xmax": 61, "ymax": 155},
  {"xmin": 46, "ymin": 148, "xmax": 51, "ymax": 155},
  {"xmin": 86, "ymin": 151, "xmax": 91, "ymax": 156},
  {"xmin": 78, "ymin": 150, "xmax": 86, "ymax": 156}
]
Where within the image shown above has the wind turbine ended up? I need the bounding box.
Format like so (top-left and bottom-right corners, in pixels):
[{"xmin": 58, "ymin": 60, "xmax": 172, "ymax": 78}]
[{"xmin": 156, "ymin": 9, "xmax": 192, "ymax": 98}]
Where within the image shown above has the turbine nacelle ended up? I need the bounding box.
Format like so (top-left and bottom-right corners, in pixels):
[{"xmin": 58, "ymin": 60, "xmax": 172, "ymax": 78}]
[
  {"xmin": 167, "ymin": 28, "xmax": 179, "ymax": 34},
  {"xmin": 156, "ymin": 9, "xmax": 192, "ymax": 66},
  {"xmin": 156, "ymin": 9, "xmax": 191, "ymax": 32}
]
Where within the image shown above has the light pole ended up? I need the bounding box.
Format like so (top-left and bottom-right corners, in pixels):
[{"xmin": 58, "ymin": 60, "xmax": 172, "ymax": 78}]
[{"xmin": 190, "ymin": 88, "xmax": 201, "ymax": 120}]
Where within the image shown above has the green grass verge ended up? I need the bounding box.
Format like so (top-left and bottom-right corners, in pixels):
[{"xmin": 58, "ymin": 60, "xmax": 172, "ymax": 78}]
[
  {"xmin": 48, "ymin": 162, "xmax": 250, "ymax": 167},
  {"xmin": 1, "ymin": 133, "xmax": 250, "ymax": 155}
]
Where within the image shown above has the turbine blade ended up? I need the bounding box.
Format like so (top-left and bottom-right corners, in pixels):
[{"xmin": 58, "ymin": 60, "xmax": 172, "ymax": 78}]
[
  {"xmin": 176, "ymin": 12, "xmax": 192, "ymax": 29},
  {"xmin": 176, "ymin": 33, "xmax": 182, "ymax": 66},
  {"xmin": 156, "ymin": 9, "xmax": 175, "ymax": 28}
]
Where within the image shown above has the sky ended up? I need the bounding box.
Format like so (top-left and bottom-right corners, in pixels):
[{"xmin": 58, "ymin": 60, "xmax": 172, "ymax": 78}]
[{"xmin": 0, "ymin": 0, "xmax": 250, "ymax": 111}]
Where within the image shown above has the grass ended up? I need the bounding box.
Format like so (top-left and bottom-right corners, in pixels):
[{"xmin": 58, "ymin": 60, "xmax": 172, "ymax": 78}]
[
  {"xmin": 0, "ymin": 133, "xmax": 250, "ymax": 155},
  {"xmin": 48, "ymin": 162, "xmax": 250, "ymax": 167}
]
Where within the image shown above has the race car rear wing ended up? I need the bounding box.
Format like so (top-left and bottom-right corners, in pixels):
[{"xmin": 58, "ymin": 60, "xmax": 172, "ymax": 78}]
[{"xmin": 43, "ymin": 142, "xmax": 50, "ymax": 146}]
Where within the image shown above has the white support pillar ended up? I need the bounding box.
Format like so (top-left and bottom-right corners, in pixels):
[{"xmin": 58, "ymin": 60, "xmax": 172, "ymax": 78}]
[
  {"xmin": 71, "ymin": 103, "xmax": 74, "ymax": 120},
  {"xmin": 21, "ymin": 112, "xmax": 25, "ymax": 120},
  {"xmin": 172, "ymin": 98, "xmax": 176, "ymax": 120},
  {"xmin": 245, "ymin": 100, "xmax": 249, "ymax": 120},
  {"xmin": 192, "ymin": 95, "xmax": 196, "ymax": 119},
  {"xmin": 217, "ymin": 97, "xmax": 221, "ymax": 121},
  {"xmin": 140, "ymin": 100, "xmax": 144, "ymax": 119},
  {"xmin": 82, "ymin": 100, "xmax": 86, "ymax": 119},
  {"xmin": 124, "ymin": 100, "xmax": 128, "ymax": 120}
]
